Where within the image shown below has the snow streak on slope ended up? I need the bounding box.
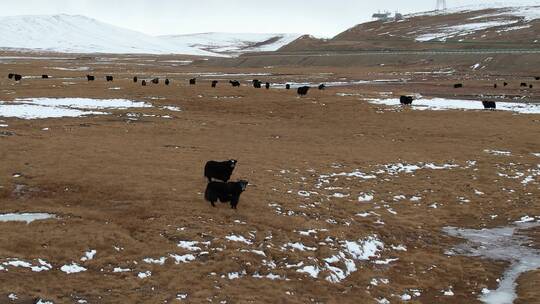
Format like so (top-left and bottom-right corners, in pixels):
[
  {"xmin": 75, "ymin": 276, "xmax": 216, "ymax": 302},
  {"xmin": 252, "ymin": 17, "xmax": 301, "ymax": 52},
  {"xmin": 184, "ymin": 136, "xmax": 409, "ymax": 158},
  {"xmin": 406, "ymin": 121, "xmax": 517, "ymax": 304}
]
[
  {"xmin": 162, "ymin": 32, "xmax": 302, "ymax": 56},
  {"xmin": 415, "ymin": 20, "xmax": 519, "ymax": 41}
]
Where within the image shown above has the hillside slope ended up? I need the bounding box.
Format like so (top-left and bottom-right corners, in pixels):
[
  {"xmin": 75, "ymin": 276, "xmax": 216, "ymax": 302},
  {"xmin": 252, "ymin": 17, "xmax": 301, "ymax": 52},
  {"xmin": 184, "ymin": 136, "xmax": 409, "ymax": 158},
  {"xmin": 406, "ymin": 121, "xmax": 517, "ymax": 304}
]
[{"xmin": 279, "ymin": 5, "xmax": 540, "ymax": 52}]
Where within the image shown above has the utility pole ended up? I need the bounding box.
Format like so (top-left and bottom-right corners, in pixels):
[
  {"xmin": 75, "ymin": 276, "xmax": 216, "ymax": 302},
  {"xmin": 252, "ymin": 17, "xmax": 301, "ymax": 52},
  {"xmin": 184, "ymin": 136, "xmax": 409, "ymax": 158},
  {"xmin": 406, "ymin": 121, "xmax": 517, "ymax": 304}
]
[{"xmin": 436, "ymin": 0, "xmax": 447, "ymax": 11}]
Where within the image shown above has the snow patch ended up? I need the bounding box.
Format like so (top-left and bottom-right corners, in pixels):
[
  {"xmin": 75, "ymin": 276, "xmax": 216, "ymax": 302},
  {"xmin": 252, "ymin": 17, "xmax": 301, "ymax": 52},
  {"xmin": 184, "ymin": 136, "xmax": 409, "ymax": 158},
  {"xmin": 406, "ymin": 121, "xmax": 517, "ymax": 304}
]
[{"xmin": 0, "ymin": 213, "xmax": 56, "ymax": 224}]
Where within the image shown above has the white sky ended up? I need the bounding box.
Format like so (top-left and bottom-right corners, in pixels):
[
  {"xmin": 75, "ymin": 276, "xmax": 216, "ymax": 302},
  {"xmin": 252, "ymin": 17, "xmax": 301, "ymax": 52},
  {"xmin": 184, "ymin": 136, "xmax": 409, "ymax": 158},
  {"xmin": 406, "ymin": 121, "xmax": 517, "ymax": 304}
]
[{"xmin": 0, "ymin": 0, "xmax": 535, "ymax": 37}]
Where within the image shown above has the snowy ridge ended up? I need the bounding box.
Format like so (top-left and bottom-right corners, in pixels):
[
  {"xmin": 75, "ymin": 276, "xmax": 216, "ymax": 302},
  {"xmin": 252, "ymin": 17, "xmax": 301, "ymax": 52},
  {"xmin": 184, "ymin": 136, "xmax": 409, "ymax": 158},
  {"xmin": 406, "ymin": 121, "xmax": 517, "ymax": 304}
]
[
  {"xmin": 409, "ymin": 2, "xmax": 540, "ymax": 18},
  {"xmin": 0, "ymin": 14, "xmax": 299, "ymax": 56}
]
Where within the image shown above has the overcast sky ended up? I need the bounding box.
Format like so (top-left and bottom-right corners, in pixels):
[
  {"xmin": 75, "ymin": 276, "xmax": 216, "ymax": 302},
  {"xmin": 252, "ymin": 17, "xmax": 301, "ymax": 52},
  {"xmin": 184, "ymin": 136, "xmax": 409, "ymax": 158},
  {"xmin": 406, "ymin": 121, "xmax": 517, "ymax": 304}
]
[{"xmin": 0, "ymin": 0, "xmax": 534, "ymax": 37}]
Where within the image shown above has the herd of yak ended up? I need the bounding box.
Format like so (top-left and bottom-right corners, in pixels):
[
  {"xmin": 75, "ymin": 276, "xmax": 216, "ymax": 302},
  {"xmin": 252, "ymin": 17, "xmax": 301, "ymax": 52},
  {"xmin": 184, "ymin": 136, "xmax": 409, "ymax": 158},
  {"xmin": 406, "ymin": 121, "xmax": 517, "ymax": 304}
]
[
  {"xmin": 7, "ymin": 72, "xmax": 324, "ymax": 96},
  {"xmin": 7, "ymin": 72, "xmax": 537, "ymax": 101}
]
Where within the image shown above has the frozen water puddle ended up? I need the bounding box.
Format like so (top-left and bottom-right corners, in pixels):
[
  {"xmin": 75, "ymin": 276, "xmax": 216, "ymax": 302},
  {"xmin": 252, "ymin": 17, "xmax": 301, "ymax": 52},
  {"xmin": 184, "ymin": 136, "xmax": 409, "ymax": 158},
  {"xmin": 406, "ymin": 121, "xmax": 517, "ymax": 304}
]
[
  {"xmin": 0, "ymin": 98, "xmax": 152, "ymax": 119},
  {"xmin": 273, "ymin": 79, "xmax": 405, "ymax": 89},
  {"xmin": 444, "ymin": 221, "xmax": 540, "ymax": 304},
  {"xmin": 0, "ymin": 213, "xmax": 56, "ymax": 224},
  {"xmin": 368, "ymin": 98, "xmax": 540, "ymax": 114}
]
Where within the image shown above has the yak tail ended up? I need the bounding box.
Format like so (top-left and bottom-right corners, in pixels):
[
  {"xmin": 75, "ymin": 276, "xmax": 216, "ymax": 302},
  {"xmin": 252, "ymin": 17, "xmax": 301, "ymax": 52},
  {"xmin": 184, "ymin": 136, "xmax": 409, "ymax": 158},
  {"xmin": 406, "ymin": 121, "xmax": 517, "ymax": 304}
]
[{"xmin": 203, "ymin": 187, "xmax": 210, "ymax": 202}]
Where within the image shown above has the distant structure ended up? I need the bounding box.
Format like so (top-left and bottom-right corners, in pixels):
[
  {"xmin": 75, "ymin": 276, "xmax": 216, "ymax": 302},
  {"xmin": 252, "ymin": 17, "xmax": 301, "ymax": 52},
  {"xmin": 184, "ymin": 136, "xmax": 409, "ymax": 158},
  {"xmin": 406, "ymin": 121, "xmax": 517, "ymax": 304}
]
[
  {"xmin": 372, "ymin": 11, "xmax": 403, "ymax": 22},
  {"xmin": 372, "ymin": 11, "xmax": 392, "ymax": 22},
  {"xmin": 436, "ymin": 0, "xmax": 447, "ymax": 11}
]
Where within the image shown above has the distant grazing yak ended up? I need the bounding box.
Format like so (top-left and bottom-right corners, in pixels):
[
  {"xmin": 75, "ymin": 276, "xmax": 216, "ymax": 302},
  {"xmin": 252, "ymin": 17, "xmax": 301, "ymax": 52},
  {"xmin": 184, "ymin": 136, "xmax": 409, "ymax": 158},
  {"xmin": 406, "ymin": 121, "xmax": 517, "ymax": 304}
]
[
  {"xmin": 253, "ymin": 80, "xmax": 262, "ymax": 88},
  {"xmin": 494, "ymin": 84, "xmax": 498, "ymax": 89},
  {"xmin": 400, "ymin": 95, "xmax": 414, "ymax": 105},
  {"xmin": 152, "ymin": 78, "xmax": 159, "ymax": 84},
  {"xmin": 87, "ymin": 75, "xmax": 95, "ymax": 81},
  {"xmin": 42, "ymin": 75, "xmax": 49, "ymax": 79},
  {"xmin": 189, "ymin": 78, "xmax": 196, "ymax": 85},
  {"xmin": 14, "ymin": 74, "xmax": 22, "ymax": 81},
  {"xmin": 285, "ymin": 84, "xmax": 291, "ymax": 90},
  {"xmin": 265, "ymin": 82, "xmax": 270, "ymax": 89},
  {"xmin": 530, "ymin": 84, "xmax": 533, "ymax": 89},
  {"xmin": 165, "ymin": 79, "xmax": 170, "ymax": 85},
  {"xmin": 204, "ymin": 159, "xmax": 237, "ymax": 183},
  {"xmin": 142, "ymin": 80, "xmax": 147, "ymax": 86},
  {"xmin": 454, "ymin": 83, "xmax": 463, "ymax": 88},
  {"xmin": 106, "ymin": 76, "xmax": 114, "ymax": 82},
  {"xmin": 482, "ymin": 101, "xmax": 496, "ymax": 110},
  {"xmin": 133, "ymin": 76, "xmax": 138, "ymax": 83},
  {"xmin": 318, "ymin": 84, "xmax": 326, "ymax": 90},
  {"xmin": 297, "ymin": 86, "xmax": 310, "ymax": 96},
  {"xmin": 211, "ymin": 80, "xmax": 218, "ymax": 88},
  {"xmin": 536, "ymin": 77, "xmax": 540, "ymax": 80},
  {"xmin": 8, "ymin": 73, "xmax": 14, "ymax": 79},
  {"xmin": 204, "ymin": 180, "xmax": 248, "ymax": 209},
  {"xmin": 503, "ymin": 82, "xmax": 508, "ymax": 86},
  {"xmin": 521, "ymin": 82, "xmax": 527, "ymax": 87},
  {"xmin": 230, "ymin": 80, "xmax": 240, "ymax": 87}
]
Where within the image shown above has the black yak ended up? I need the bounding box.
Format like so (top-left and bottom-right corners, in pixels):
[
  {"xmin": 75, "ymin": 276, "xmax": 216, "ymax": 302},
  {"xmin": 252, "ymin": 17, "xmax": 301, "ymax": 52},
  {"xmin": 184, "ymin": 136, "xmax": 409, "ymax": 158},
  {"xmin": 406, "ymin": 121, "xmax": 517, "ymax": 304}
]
[
  {"xmin": 142, "ymin": 80, "xmax": 147, "ymax": 86},
  {"xmin": 253, "ymin": 80, "xmax": 262, "ymax": 88},
  {"xmin": 400, "ymin": 96, "xmax": 414, "ymax": 105},
  {"xmin": 211, "ymin": 80, "xmax": 218, "ymax": 88},
  {"xmin": 152, "ymin": 78, "xmax": 159, "ymax": 84},
  {"xmin": 87, "ymin": 75, "xmax": 95, "ymax": 81},
  {"xmin": 42, "ymin": 75, "xmax": 49, "ymax": 79},
  {"xmin": 165, "ymin": 79, "xmax": 170, "ymax": 85},
  {"xmin": 14, "ymin": 74, "xmax": 22, "ymax": 81},
  {"xmin": 521, "ymin": 83, "xmax": 527, "ymax": 87},
  {"xmin": 133, "ymin": 76, "xmax": 138, "ymax": 83},
  {"xmin": 230, "ymin": 80, "xmax": 240, "ymax": 87},
  {"xmin": 482, "ymin": 101, "xmax": 496, "ymax": 110},
  {"xmin": 454, "ymin": 83, "xmax": 463, "ymax": 88},
  {"xmin": 297, "ymin": 86, "xmax": 310, "ymax": 96},
  {"xmin": 285, "ymin": 84, "xmax": 291, "ymax": 90},
  {"xmin": 204, "ymin": 159, "xmax": 237, "ymax": 182},
  {"xmin": 190, "ymin": 78, "xmax": 196, "ymax": 85},
  {"xmin": 318, "ymin": 84, "xmax": 326, "ymax": 90},
  {"xmin": 8, "ymin": 73, "xmax": 14, "ymax": 79},
  {"xmin": 106, "ymin": 76, "xmax": 114, "ymax": 82},
  {"xmin": 265, "ymin": 82, "xmax": 270, "ymax": 89},
  {"xmin": 204, "ymin": 180, "xmax": 248, "ymax": 209}
]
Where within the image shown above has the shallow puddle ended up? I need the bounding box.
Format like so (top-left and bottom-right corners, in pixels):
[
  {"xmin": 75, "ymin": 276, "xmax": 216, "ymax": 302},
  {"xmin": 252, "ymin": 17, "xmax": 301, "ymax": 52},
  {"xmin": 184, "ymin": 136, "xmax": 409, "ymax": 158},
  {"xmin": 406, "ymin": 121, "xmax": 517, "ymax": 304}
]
[
  {"xmin": 444, "ymin": 222, "xmax": 540, "ymax": 304},
  {"xmin": 0, "ymin": 213, "xmax": 57, "ymax": 224}
]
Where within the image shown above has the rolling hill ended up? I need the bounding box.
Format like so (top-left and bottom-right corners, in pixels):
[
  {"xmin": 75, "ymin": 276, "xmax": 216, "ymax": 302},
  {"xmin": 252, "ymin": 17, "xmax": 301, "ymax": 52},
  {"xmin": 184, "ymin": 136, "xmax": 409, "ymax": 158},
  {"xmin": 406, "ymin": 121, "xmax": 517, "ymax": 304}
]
[
  {"xmin": 279, "ymin": 4, "xmax": 540, "ymax": 52},
  {"xmin": 0, "ymin": 14, "xmax": 300, "ymax": 56}
]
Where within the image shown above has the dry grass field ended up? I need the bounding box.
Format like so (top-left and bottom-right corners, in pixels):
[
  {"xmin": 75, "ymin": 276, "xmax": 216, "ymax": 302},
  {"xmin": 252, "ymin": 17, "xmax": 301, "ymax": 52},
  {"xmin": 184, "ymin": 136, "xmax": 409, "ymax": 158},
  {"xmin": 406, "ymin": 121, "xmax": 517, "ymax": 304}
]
[{"xmin": 0, "ymin": 52, "xmax": 539, "ymax": 304}]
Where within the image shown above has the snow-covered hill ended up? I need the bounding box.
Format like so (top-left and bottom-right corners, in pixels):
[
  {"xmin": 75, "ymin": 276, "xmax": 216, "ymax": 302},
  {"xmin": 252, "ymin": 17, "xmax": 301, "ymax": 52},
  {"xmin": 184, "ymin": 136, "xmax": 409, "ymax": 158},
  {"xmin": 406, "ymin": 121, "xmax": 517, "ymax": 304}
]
[
  {"xmin": 0, "ymin": 14, "xmax": 218, "ymax": 56},
  {"xmin": 0, "ymin": 14, "xmax": 300, "ymax": 56}
]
